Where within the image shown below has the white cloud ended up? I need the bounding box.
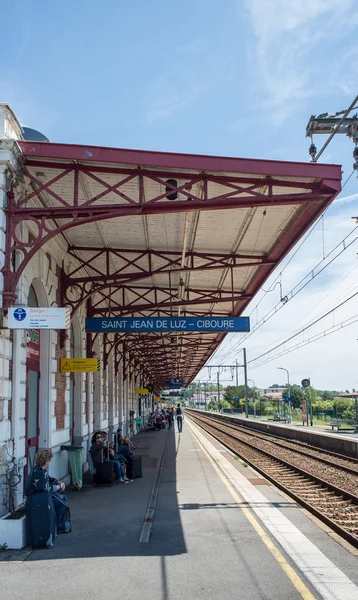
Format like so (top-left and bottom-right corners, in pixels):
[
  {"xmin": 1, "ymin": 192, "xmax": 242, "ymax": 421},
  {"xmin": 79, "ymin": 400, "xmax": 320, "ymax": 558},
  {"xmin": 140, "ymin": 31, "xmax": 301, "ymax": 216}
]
[
  {"xmin": 334, "ymin": 192, "xmax": 358, "ymax": 205},
  {"xmin": 244, "ymin": 0, "xmax": 358, "ymax": 124}
]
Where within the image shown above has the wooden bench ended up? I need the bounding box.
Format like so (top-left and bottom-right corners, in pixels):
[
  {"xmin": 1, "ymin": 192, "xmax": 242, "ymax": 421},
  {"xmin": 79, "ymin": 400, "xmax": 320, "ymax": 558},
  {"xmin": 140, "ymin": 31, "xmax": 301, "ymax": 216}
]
[
  {"xmin": 267, "ymin": 418, "xmax": 288, "ymax": 423},
  {"xmin": 330, "ymin": 419, "xmax": 342, "ymax": 430}
]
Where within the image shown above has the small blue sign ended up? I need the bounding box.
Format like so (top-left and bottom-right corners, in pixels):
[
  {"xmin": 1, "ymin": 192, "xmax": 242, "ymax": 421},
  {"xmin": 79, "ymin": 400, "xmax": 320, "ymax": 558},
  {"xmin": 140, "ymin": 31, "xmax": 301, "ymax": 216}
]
[
  {"xmin": 166, "ymin": 381, "xmax": 183, "ymax": 389},
  {"xmin": 282, "ymin": 396, "xmax": 290, "ymax": 402},
  {"xmin": 85, "ymin": 316, "xmax": 250, "ymax": 333},
  {"xmin": 167, "ymin": 378, "xmax": 183, "ymax": 385},
  {"xmin": 13, "ymin": 308, "xmax": 27, "ymax": 321},
  {"xmin": 232, "ymin": 397, "xmax": 240, "ymax": 401}
]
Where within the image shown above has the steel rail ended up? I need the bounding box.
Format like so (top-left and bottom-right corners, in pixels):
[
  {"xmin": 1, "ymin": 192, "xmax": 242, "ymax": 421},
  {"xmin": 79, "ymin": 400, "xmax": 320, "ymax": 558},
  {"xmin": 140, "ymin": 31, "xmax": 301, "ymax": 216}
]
[
  {"xmin": 193, "ymin": 411, "xmax": 358, "ymax": 475},
  {"xmin": 188, "ymin": 411, "xmax": 358, "ymax": 549}
]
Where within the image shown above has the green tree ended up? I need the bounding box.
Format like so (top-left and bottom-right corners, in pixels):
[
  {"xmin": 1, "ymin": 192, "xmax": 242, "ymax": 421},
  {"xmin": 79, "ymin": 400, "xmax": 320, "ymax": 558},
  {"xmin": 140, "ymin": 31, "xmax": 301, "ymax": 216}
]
[
  {"xmin": 315, "ymin": 389, "xmax": 340, "ymax": 401},
  {"xmin": 207, "ymin": 399, "xmax": 218, "ymax": 411},
  {"xmin": 224, "ymin": 385, "xmax": 255, "ymax": 405},
  {"xmin": 281, "ymin": 384, "xmax": 304, "ymax": 408}
]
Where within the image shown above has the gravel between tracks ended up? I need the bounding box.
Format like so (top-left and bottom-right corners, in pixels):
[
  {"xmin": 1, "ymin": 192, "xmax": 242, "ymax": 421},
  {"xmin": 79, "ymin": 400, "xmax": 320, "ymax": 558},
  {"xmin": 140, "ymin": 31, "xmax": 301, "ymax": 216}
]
[{"xmin": 196, "ymin": 414, "xmax": 358, "ymax": 496}]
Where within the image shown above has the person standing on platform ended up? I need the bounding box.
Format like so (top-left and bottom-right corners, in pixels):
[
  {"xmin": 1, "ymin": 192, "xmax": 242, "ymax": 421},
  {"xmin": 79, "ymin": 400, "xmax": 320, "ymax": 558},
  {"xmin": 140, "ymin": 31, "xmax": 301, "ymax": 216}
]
[{"xmin": 176, "ymin": 404, "xmax": 184, "ymax": 433}]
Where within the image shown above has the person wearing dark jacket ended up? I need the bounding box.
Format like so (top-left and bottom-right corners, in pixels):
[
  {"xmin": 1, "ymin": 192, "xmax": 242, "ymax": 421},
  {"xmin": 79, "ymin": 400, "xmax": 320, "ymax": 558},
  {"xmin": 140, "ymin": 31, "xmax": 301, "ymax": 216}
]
[
  {"xmin": 176, "ymin": 404, "xmax": 184, "ymax": 433},
  {"xmin": 90, "ymin": 432, "xmax": 129, "ymax": 483},
  {"xmin": 26, "ymin": 449, "xmax": 68, "ymax": 528}
]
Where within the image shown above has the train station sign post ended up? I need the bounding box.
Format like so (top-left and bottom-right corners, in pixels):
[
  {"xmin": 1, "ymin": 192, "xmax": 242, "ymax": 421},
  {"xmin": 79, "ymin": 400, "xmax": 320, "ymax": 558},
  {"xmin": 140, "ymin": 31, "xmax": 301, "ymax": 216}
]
[
  {"xmin": 301, "ymin": 378, "xmax": 312, "ymax": 426},
  {"xmin": 85, "ymin": 316, "xmax": 250, "ymax": 333}
]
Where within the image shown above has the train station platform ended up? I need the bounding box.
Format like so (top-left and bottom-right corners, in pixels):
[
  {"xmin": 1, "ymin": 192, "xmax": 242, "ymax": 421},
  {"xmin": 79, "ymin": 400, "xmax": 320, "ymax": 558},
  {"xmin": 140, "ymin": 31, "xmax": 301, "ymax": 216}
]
[
  {"xmin": 201, "ymin": 411, "xmax": 358, "ymax": 457},
  {"xmin": 229, "ymin": 412, "xmax": 358, "ymax": 442},
  {"xmin": 1, "ymin": 420, "xmax": 358, "ymax": 600}
]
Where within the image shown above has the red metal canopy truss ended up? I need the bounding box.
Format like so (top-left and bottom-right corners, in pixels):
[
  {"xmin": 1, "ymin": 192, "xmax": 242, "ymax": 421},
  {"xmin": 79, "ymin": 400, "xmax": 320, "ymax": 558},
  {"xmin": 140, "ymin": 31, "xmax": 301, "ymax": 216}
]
[
  {"xmin": 62, "ymin": 246, "xmax": 270, "ymax": 315},
  {"xmin": 2, "ymin": 141, "xmax": 341, "ymax": 389}
]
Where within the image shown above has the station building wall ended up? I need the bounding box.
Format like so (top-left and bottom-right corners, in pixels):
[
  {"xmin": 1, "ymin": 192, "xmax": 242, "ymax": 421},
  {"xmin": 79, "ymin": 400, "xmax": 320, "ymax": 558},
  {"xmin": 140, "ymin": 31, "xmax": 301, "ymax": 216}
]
[{"xmin": 0, "ymin": 105, "xmax": 144, "ymax": 515}]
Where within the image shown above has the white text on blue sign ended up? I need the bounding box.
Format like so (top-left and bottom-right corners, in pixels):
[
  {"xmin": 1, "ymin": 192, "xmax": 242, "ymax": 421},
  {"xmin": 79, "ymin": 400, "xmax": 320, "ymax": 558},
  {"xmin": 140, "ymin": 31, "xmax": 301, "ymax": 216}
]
[{"xmin": 85, "ymin": 316, "xmax": 250, "ymax": 333}]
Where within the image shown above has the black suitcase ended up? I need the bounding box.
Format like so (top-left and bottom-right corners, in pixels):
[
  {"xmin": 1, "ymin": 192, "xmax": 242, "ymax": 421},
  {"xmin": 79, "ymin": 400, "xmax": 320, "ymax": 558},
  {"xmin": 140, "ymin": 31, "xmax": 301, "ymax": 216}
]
[
  {"xmin": 127, "ymin": 455, "xmax": 142, "ymax": 479},
  {"xmin": 94, "ymin": 462, "xmax": 113, "ymax": 486},
  {"xmin": 26, "ymin": 491, "xmax": 56, "ymax": 549}
]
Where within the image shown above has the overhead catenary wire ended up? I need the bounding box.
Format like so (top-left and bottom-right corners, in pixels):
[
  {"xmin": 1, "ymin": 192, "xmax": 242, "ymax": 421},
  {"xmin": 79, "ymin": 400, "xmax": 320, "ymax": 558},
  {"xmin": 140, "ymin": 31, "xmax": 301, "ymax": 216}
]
[
  {"xmin": 248, "ymin": 260, "xmax": 358, "ymax": 355},
  {"xmin": 249, "ymin": 314, "xmax": 358, "ymax": 370},
  {"xmin": 246, "ymin": 286, "xmax": 358, "ymax": 367},
  {"xmin": 209, "ymin": 170, "xmax": 356, "ymax": 365},
  {"xmin": 313, "ymin": 94, "xmax": 358, "ymax": 162},
  {"xmin": 211, "ymin": 225, "xmax": 358, "ymax": 366}
]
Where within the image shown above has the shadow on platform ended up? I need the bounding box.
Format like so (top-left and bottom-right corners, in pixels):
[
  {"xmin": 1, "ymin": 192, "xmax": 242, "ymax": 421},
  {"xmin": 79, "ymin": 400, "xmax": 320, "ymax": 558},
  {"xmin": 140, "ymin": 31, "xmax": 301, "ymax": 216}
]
[{"xmin": 26, "ymin": 428, "xmax": 187, "ymax": 561}]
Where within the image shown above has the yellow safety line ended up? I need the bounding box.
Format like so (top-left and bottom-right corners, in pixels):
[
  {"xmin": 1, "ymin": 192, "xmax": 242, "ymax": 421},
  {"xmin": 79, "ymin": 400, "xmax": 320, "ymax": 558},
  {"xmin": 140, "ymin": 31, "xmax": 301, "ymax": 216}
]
[{"xmin": 188, "ymin": 422, "xmax": 317, "ymax": 600}]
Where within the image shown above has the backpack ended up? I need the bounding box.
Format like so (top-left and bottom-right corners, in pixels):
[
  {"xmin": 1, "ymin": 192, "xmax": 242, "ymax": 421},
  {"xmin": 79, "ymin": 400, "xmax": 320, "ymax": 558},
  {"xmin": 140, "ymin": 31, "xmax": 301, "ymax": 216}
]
[{"xmin": 176, "ymin": 407, "xmax": 182, "ymax": 416}]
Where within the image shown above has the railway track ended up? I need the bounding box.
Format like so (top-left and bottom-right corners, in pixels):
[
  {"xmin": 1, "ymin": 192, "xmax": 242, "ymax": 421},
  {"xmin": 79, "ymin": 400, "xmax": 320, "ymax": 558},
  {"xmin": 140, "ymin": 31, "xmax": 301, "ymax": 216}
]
[
  {"xmin": 187, "ymin": 410, "xmax": 358, "ymax": 548},
  {"xmin": 193, "ymin": 411, "xmax": 358, "ymax": 477}
]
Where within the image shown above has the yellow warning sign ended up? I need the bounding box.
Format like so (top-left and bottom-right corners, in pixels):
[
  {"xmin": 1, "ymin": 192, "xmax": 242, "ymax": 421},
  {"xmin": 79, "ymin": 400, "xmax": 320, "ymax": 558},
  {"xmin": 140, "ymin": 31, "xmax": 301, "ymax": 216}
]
[
  {"xmin": 135, "ymin": 388, "xmax": 149, "ymax": 395},
  {"xmin": 60, "ymin": 358, "xmax": 100, "ymax": 373}
]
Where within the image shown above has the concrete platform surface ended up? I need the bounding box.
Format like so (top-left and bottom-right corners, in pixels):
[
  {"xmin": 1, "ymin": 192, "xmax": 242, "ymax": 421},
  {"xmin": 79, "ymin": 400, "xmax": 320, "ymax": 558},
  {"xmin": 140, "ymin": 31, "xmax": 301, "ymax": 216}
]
[{"xmin": 1, "ymin": 418, "xmax": 357, "ymax": 600}]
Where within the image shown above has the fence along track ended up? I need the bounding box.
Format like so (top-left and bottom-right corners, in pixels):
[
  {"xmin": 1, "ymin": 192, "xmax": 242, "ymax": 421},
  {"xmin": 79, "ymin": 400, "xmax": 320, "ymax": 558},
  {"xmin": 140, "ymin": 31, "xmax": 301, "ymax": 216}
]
[{"xmin": 188, "ymin": 411, "xmax": 358, "ymax": 548}]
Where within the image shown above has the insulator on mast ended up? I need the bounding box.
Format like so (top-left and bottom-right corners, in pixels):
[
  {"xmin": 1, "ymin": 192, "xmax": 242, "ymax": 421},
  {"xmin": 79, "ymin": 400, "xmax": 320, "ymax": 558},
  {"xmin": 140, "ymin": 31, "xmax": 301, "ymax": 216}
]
[{"xmin": 309, "ymin": 142, "xmax": 317, "ymax": 161}]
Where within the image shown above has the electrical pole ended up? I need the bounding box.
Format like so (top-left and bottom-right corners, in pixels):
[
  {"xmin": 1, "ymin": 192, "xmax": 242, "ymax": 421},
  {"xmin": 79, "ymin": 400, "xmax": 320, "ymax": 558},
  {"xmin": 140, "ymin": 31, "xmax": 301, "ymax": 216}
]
[
  {"xmin": 235, "ymin": 359, "xmax": 239, "ymax": 388},
  {"xmin": 243, "ymin": 348, "xmax": 249, "ymax": 418},
  {"xmin": 217, "ymin": 371, "xmax": 220, "ymax": 413}
]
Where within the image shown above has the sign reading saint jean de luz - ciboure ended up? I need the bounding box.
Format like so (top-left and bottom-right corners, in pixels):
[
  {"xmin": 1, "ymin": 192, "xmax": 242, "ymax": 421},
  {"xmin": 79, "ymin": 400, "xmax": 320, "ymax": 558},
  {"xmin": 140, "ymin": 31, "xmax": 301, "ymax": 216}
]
[
  {"xmin": 85, "ymin": 316, "xmax": 250, "ymax": 333},
  {"xmin": 8, "ymin": 307, "xmax": 71, "ymax": 329}
]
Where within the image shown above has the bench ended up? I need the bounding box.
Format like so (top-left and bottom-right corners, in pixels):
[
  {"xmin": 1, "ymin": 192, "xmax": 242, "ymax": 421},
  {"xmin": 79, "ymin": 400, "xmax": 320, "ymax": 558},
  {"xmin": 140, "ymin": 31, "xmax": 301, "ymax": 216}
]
[
  {"xmin": 267, "ymin": 418, "xmax": 288, "ymax": 423},
  {"xmin": 330, "ymin": 419, "xmax": 358, "ymax": 432}
]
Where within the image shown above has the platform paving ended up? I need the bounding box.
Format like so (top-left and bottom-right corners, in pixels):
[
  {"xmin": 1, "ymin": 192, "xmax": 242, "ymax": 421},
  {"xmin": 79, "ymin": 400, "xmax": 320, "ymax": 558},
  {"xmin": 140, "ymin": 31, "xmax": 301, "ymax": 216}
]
[{"xmin": 1, "ymin": 419, "xmax": 357, "ymax": 600}]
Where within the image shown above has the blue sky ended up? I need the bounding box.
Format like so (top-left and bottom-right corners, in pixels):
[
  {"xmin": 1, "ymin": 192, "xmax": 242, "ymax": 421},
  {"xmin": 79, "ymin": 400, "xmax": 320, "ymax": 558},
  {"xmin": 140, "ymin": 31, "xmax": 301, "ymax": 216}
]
[{"xmin": 2, "ymin": 0, "xmax": 358, "ymax": 389}]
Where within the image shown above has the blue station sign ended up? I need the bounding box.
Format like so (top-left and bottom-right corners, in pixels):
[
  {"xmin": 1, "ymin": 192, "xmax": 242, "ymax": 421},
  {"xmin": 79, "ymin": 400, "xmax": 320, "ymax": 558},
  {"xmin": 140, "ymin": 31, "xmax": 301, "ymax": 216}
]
[
  {"xmin": 167, "ymin": 378, "xmax": 183, "ymax": 386},
  {"xmin": 85, "ymin": 316, "xmax": 250, "ymax": 333}
]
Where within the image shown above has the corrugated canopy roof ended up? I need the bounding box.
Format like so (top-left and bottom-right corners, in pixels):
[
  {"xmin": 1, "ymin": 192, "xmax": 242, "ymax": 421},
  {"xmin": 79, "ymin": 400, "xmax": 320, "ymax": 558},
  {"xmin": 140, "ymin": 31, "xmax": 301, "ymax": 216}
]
[{"xmin": 13, "ymin": 141, "xmax": 341, "ymax": 389}]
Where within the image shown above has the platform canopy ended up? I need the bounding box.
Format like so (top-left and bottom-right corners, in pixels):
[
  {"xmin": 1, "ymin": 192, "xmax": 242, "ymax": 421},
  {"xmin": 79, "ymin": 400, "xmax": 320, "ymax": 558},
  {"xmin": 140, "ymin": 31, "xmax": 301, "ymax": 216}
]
[{"xmin": 5, "ymin": 141, "xmax": 341, "ymax": 389}]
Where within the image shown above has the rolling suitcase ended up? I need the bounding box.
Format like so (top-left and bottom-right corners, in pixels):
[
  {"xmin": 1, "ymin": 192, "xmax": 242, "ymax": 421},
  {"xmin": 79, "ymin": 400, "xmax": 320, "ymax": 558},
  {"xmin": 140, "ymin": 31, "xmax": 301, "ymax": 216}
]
[
  {"xmin": 26, "ymin": 491, "xmax": 56, "ymax": 549},
  {"xmin": 26, "ymin": 466, "xmax": 56, "ymax": 549},
  {"xmin": 94, "ymin": 461, "xmax": 113, "ymax": 486},
  {"xmin": 127, "ymin": 455, "xmax": 142, "ymax": 479}
]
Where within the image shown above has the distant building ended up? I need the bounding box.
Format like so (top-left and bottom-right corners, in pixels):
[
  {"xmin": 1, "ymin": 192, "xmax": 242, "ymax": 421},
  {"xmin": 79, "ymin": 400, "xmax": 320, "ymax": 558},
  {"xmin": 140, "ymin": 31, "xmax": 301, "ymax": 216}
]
[
  {"xmin": 260, "ymin": 387, "xmax": 286, "ymax": 396},
  {"xmin": 263, "ymin": 392, "xmax": 283, "ymax": 401}
]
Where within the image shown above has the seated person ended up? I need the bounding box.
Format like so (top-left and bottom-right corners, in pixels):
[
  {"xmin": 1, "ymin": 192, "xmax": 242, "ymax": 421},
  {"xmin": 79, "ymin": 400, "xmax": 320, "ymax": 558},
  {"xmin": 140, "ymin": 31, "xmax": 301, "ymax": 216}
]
[
  {"xmin": 117, "ymin": 428, "xmax": 135, "ymax": 449},
  {"xmin": 102, "ymin": 431, "xmax": 129, "ymax": 463},
  {"xmin": 90, "ymin": 432, "xmax": 131, "ymax": 483},
  {"xmin": 26, "ymin": 449, "xmax": 68, "ymax": 530}
]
